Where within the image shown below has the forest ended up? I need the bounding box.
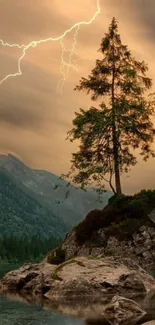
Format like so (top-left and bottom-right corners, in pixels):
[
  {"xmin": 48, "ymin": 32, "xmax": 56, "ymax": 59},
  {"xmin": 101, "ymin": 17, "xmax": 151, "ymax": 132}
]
[{"xmin": 0, "ymin": 235, "xmax": 60, "ymax": 263}]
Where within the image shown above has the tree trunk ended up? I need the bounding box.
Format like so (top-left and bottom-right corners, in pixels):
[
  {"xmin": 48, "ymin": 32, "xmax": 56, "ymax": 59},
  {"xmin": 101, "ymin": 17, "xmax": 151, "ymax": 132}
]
[
  {"xmin": 112, "ymin": 111, "xmax": 122, "ymax": 194},
  {"xmin": 114, "ymin": 143, "xmax": 122, "ymax": 194},
  {"xmin": 111, "ymin": 40, "xmax": 122, "ymax": 195}
]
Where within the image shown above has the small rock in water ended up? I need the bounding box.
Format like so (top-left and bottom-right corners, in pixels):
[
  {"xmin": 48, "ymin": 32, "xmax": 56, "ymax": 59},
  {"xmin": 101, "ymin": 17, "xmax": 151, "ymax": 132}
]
[{"xmin": 103, "ymin": 295, "xmax": 146, "ymax": 325}]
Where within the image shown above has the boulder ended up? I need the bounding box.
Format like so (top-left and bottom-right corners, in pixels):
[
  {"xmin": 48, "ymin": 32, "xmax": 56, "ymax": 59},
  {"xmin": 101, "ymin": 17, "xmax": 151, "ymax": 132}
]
[
  {"xmin": 0, "ymin": 262, "xmax": 56, "ymax": 295},
  {"xmin": 1, "ymin": 256, "xmax": 155, "ymax": 301},
  {"xmin": 103, "ymin": 296, "xmax": 146, "ymax": 325},
  {"xmin": 44, "ymin": 256, "xmax": 155, "ymax": 300}
]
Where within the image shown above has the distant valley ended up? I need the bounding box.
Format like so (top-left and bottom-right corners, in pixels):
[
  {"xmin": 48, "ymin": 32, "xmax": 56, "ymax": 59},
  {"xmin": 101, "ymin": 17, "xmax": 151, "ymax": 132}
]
[{"xmin": 0, "ymin": 153, "xmax": 112, "ymax": 240}]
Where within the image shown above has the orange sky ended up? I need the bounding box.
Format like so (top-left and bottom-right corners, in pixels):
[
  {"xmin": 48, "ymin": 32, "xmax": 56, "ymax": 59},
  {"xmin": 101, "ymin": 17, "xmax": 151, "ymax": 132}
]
[{"xmin": 0, "ymin": 0, "xmax": 155, "ymax": 194}]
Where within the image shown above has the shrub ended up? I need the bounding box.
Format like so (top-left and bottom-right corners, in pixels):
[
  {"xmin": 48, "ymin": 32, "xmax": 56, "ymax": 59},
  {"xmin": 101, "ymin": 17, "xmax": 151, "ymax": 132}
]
[
  {"xmin": 75, "ymin": 190, "xmax": 155, "ymax": 245},
  {"xmin": 47, "ymin": 246, "xmax": 65, "ymax": 265}
]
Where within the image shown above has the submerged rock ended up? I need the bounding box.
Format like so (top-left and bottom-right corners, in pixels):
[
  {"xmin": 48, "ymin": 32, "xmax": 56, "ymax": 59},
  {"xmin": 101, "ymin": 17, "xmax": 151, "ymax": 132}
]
[{"xmin": 103, "ymin": 296, "xmax": 146, "ymax": 325}]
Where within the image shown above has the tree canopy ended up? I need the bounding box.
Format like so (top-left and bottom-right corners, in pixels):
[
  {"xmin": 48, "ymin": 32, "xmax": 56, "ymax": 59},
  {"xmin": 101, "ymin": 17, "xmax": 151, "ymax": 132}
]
[{"xmin": 66, "ymin": 17, "xmax": 155, "ymax": 194}]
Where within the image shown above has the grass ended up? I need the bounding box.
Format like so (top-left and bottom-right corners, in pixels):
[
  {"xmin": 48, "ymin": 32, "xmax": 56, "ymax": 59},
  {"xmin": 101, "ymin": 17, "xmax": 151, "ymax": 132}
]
[{"xmin": 87, "ymin": 255, "xmax": 102, "ymax": 260}]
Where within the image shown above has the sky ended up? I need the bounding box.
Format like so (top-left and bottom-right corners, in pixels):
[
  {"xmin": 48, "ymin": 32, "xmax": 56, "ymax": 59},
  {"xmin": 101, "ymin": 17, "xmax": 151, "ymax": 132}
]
[{"xmin": 0, "ymin": 0, "xmax": 155, "ymax": 194}]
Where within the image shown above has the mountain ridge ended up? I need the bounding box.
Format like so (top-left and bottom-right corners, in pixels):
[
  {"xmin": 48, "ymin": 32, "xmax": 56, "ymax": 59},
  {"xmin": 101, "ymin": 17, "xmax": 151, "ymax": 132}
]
[
  {"xmin": 0, "ymin": 168, "xmax": 67, "ymax": 239},
  {"xmin": 0, "ymin": 153, "xmax": 112, "ymax": 229}
]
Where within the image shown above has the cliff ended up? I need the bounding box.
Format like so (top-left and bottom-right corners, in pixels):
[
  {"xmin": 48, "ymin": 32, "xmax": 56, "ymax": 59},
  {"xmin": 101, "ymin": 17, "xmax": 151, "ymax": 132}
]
[{"xmin": 48, "ymin": 190, "xmax": 155, "ymax": 275}]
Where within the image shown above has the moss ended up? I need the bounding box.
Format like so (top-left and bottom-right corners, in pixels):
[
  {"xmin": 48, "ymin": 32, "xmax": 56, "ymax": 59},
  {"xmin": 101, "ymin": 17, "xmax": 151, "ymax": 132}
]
[
  {"xmin": 51, "ymin": 258, "xmax": 85, "ymax": 280},
  {"xmin": 51, "ymin": 258, "xmax": 77, "ymax": 280},
  {"xmin": 47, "ymin": 246, "xmax": 65, "ymax": 265},
  {"xmin": 77, "ymin": 260, "xmax": 85, "ymax": 267},
  {"xmin": 51, "ymin": 271, "xmax": 62, "ymax": 281},
  {"xmin": 87, "ymin": 255, "xmax": 102, "ymax": 260},
  {"xmin": 75, "ymin": 189, "xmax": 155, "ymax": 245}
]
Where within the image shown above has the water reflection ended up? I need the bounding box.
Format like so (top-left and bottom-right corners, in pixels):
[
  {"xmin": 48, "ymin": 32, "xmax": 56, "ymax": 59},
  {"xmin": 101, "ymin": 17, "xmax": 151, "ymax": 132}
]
[
  {"xmin": 0, "ymin": 292, "xmax": 155, "ymax": 325},
  {"xmin": 0, "ymin": 295, "xmax": 85, "ymax": 325}
]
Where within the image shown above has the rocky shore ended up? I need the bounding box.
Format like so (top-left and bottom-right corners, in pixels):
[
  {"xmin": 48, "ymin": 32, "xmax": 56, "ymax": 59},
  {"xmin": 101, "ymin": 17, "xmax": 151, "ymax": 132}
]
[
  {"xmin": 0, "ymin": 256, "xmax": 155, "ymax": 324},
  {"xmin": 1, "ymin": 253, "xmax": 155, "ymax": 325},
  {"xmin": 0, "ymin": 256, "xmax": 155, "ymax": 300},
  {"xmin": 1, "ymin": 194, "xmax": 155, "ymax": 324}
]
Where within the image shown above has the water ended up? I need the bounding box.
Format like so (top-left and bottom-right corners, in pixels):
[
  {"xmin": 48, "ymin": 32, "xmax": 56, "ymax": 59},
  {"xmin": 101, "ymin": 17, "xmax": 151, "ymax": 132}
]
[
  {"xmin": 1, "ymin": 294, "xmax": 154, "ymax": 325},
  {"xmin": 0, "ymin": 263, "xmax": 20, "ymax": 279},
  {"xmin": 0, "ymin": 296, "xmax": 85, "ymax": 325}
]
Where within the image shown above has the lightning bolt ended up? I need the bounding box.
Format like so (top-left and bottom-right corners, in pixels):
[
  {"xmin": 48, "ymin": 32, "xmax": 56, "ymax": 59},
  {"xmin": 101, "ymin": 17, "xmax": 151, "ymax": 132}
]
[
  {"xmin": 0, "ymin": 0, "xmax": 100, "ymax": 92},
  {"xmin": 57, "ymin": 25, "xmax": 80, "ymax": 94}
]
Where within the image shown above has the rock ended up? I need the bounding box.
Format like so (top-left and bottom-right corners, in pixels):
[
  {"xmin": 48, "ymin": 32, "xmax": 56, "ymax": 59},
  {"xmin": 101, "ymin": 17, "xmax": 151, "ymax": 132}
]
[
  {"xmin": 61, "ymin": 224, "xmax": 155, "ymax": 274},
  {"xmin": 0, "ymin": 263, "xmax": 39, "ymax": 291},
  {"xmin": 118, "ymin": 273, "xmax": 146, "ymax": 292},
  {"xmin": 0, "ymin": 262, "xmax": 56, "ymax": 295},
  {"xmin": 45, "ymin": 197, "xmax": 155, "ymax": 271},
  {"xmin": 103, "ymin": 296, "xmax": 146, "ymax": 325},
  {"xmin": 44, "ymin": 256, "xmax": 155, "ymax": 300},
  {"xmin": 143, "ymin": 287, "xmax": 155, "ymax": 322},
  {"xmin": 1, "ymin": 256, "xmax": 155, "ymax": 301},
  {"xmin": 148, "ymin": 210, "xmax": 155, "ymax": 224},
  {"xmin": 61, "ymin": 231, "xmax": 79, "ymax": 260}
]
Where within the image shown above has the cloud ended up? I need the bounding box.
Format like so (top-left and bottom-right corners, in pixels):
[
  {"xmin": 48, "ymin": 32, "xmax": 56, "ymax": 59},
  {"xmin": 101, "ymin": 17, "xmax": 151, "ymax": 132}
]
[
  {"xmin": 0, "ymin": 0, "xmax": 67, "ymax": 43},
  {"xmin": 0, "ymin": 0, "xmax": 155, "ymax": 193}
]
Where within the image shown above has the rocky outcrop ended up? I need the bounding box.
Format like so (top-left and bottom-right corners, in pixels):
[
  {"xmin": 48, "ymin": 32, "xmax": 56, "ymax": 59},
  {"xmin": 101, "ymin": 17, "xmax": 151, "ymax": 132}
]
[
  {"xmin": 60, "ymin": 224, "xmax": 155, "ymax": 274},
  {"xmin": 1, "ymin": 257, "xmax": 155, "ymax": 300}
]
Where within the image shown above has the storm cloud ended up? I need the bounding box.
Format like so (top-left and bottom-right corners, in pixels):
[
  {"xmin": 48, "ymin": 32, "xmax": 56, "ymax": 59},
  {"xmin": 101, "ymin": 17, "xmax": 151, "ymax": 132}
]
[{"xmin": 0, "ymin": 0, "xmax": 155, "ymax": 193}]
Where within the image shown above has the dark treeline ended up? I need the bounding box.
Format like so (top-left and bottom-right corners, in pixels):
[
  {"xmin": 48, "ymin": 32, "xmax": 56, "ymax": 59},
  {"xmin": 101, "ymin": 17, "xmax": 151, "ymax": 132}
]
[{"xmin": 0, "ymin": 235, "xmax": 60, "ymax": 263}]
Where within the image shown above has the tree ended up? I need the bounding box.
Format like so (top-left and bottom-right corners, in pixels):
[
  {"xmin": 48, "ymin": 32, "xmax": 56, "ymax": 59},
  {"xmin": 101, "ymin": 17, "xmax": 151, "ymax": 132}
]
[{"xmin": 65, "ymin": 17, "xmax": 155, "ymax": 195}]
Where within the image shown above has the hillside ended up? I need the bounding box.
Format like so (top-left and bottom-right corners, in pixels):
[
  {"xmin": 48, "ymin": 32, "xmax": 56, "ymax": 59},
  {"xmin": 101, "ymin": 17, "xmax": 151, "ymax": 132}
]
[
  {"xmin": 0, "ymin": 169, "xmax": 67, "ymax": 239},
  {"xmin": 0, "ymin": 154, "xmax": 112, "ymax": 228}
]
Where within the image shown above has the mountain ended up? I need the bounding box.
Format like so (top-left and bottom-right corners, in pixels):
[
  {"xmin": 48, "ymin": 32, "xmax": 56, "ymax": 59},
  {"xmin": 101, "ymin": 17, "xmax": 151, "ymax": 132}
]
[
  {"xmin": 0, "ymin": 153, "xmax": 112, "ymax": 235},
  {"xmin": 0, "ymin": 168, "xmax": 67, "ymax": 239}
]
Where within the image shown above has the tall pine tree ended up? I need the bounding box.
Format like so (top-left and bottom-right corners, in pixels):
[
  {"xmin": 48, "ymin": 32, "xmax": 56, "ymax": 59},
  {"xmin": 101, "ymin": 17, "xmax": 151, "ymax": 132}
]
[{"xmin": 66, "ymin": 18, "xmax": 155, "ymax": 194}]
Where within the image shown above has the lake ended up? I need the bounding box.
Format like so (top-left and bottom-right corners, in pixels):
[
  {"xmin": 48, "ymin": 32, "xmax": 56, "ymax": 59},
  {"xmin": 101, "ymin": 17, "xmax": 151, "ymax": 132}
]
[
  {"xmin": 0, "ymin": 263, "xmax": 20, "ymax": 279},
  {"xmin": 0, "ymin": 263, "xmax": 155, "ymax": 325},
  {"xmin": 0, "ymin": 295, "xmax": 85, "ymax": 325}
]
